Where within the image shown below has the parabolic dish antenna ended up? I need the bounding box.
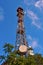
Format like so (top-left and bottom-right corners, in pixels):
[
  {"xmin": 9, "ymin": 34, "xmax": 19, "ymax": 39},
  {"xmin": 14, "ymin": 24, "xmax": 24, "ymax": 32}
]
[{"xmin": 19, "ymin": 45, "xmax": 27, "ymax": 53}]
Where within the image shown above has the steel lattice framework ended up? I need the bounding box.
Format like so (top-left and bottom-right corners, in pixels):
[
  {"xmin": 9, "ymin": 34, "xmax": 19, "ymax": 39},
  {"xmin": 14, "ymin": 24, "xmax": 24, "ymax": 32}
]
[{"xmin": 15, "ymin": 7, "xmax": 28, "ymax": 55}]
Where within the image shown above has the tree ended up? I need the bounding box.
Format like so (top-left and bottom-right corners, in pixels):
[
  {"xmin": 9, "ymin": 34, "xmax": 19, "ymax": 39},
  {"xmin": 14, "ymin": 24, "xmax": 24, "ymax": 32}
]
[
  {"xmin": 0, "ymin": 43, "xmax": 43, "ymax": 65},
  {"xmin": 34, "ymin": 54, "xmax": 43, "ymax": 65},
  {"xmin": 0, "ymin": 43, "xmax": 14, "ymax": 65},
  {"xmin": 3, "ymin": 43, "xmax": 14, "ymax": 54}
]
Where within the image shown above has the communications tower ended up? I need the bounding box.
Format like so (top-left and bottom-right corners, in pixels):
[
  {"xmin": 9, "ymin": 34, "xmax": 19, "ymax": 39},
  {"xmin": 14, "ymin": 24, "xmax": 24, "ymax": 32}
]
[{"xmin": 15, "ymin": 7, "xmax": 28, "ymax": 56}]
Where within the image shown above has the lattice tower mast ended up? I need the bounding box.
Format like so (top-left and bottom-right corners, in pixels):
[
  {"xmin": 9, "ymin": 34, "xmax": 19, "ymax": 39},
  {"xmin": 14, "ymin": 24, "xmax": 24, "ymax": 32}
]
[{"xmin": 15, "ymin": 7, "xmax": 28, "ymax": 55}]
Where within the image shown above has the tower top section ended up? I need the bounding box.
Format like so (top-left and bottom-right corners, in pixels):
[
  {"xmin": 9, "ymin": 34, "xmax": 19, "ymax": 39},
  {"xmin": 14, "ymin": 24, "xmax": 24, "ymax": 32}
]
[
  {"xmin": 17, "ymin": 7, "xmax": 24, "ymax": 18},
  {"xmin": 17, "ymin": 7, "xmax": 23, "ymax": 12}
]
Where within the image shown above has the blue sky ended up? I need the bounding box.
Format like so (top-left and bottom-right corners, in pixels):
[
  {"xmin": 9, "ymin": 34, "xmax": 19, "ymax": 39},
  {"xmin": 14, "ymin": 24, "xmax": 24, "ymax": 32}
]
[{"xmin": 0, "ymin": 0, "xmax": 43, "ymax": 56}]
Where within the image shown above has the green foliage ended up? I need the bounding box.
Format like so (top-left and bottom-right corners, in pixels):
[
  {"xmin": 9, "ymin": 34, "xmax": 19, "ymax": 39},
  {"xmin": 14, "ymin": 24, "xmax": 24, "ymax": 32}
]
[
  {"xmin": 0, "ymin": 55, "xmax": 5, "ymax": 62},
  {"xmin": 0, "ymin": 43, "xmax": 14, "ymax": 64},
  {"xmin": 34, "ymin": 54, "xmax": 43, "ymax": 65},
  {"xmin": 3, "ymin": 43, "xmax": 14, "ymax": 54},
  {"xmin": 0, "ymin": 43, "xmax": 43, "ymax": 65}
]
